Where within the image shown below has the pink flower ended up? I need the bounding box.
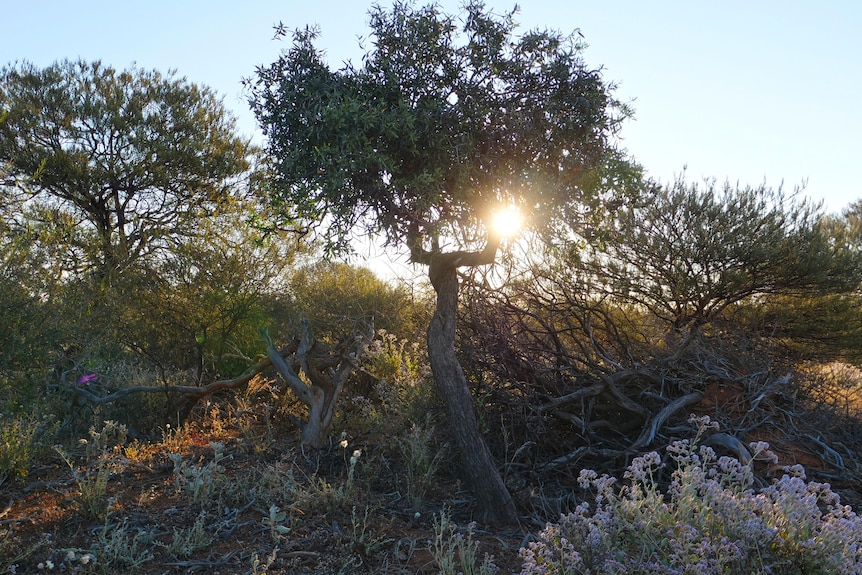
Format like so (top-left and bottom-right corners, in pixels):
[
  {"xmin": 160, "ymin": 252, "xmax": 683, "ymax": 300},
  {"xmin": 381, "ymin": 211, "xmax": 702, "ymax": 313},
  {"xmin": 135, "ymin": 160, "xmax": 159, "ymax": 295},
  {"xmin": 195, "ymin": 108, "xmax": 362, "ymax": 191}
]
[{"xmin": 76, "ymin": 373, "xmax": 98, "ymax": 386}]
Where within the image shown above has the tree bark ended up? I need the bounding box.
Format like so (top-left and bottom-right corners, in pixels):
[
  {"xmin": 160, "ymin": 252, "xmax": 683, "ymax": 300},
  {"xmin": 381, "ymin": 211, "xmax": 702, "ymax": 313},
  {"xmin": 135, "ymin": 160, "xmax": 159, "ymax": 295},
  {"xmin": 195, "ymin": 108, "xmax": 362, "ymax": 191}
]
[
  {"xmin": 426, "ymin": 260, "xmax": 518, "ymax": 526},
  {"xmin": 265, "ymin": 319, "xmax": 372, "ymax": 448}
]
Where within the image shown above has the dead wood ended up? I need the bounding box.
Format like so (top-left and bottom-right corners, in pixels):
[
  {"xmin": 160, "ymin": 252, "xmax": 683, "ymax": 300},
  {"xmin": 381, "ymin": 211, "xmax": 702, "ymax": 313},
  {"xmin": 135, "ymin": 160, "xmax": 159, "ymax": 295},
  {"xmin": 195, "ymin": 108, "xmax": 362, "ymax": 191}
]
[
  {"xmin": 264, "ymin": 318, "xmax": 373, "ymax": 447},
  {"xmin": 703, "ymin": 433, "xmax": 752, "ymax": 465},
  {"xmin": 630, "ymin": 391, "xmax": 705, "ymax": 451},
  {"xmin": 70, "ymin": 319, "xmax": 372, "ymax": 449},
  {"xmin": 72, "ymin": 356, "xmax": 274, "ymax": 407}
]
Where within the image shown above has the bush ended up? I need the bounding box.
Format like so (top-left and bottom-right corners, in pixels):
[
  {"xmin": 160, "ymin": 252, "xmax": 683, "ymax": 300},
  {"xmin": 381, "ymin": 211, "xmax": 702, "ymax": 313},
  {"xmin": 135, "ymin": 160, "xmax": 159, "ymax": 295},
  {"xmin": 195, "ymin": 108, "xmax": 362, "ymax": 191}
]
[
  {"xmin": 0, "ymin": 408, "xmax": 57, "ymax": 484},
  {"xmin": 520, "ymin": 416, "xmax": 862, "ymax": 575}
]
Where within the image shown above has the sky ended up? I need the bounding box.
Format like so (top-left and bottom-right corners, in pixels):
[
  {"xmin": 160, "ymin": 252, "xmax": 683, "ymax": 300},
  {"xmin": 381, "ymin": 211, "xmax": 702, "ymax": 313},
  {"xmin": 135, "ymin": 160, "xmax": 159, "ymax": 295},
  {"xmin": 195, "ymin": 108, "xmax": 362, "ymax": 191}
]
[{"xmin": 2, "ymin": 0, "xmax": 860, "ymax": 215}]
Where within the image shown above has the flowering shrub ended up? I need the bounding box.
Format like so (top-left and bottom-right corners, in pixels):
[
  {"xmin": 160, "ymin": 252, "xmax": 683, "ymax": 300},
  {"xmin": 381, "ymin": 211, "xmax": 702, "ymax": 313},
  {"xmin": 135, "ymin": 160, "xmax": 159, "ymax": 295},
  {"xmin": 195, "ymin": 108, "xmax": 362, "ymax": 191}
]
[{"xmin": 520, "ymin": 416, "xmax": 862, "ymax": 574}]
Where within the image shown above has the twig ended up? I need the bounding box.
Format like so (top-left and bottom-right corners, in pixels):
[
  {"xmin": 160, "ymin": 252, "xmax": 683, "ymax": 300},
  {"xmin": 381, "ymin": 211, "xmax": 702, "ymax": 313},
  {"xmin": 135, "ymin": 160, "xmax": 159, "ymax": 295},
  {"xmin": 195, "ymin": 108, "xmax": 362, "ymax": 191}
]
[{"xmin": 805, "ymin": 434, "xmax": 845, "ymax": 469}]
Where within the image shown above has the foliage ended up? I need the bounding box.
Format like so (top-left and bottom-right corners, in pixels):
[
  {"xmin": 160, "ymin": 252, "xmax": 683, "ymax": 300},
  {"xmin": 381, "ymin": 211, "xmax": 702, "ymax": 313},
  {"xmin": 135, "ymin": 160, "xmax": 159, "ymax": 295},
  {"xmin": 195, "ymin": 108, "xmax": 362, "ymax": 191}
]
[
  {"xmin": 432, "ymin": 508, "xmax": 499, "ymax": 575},
  {"xmin": 0, "ymin": 59, "xmax": 252, "ymax": 277},
  {"xmin": 4, "ymin": 6, "xmax": 862, "ymax": 574},
  {"xmin": 163, "ymin": 510, "xmax": 216, "ymax": 559},
  {"xmin": 261, "ymin": 504, "xmax": 292, "ymax": 542},
  {"xmin": 0, "ymin": 59, "xmax": 294, "ymax": 438},
  {"xmin": 281, "ymin": 260, "xmax": 419, "ymax": 341},
  {"xmin": 169, "ymin": 441, "xmax": 228, "ymax": 505},
  {"xmin": 398, "ymin": 420, "xmax": 445, "ymax": 508},
  {"xmin": 750, "ymin": 293, "xmax": 862, "ymax": 362},
  {"xmin": 248, "ymin": 1, "xmax": 636, "ymax": 255},
  {"xmin": 0, "ymin": 410, "xmax": 56, "ymax": 484},
  {"xmin": 55, "ymin": 420, "xmax": 128, "ymax": 520},
  {"xmin": 520, "ymin": 416, "xmax": 862, "ymax": 575},
  {"xmin": 89, "ymin": 516, "xmax": 157, "ymax": 574},
  {"xmin": 357, "ymin": 329, "xmax": 436, "ymax": 426},
  {"xmin": 459, "ymin": 247, "xmax": 862, "ymax": 505},
  {"xmin": 249, "ymin": 0, "xmax": 638, "ymax": 524},
  {"xmin": 572, "ymin": 178, "xmax": 855, "ymax": 329},
  {"xmin": 822, "ymin": 198, "xmax": 862, "ymax": 255},
  {"xmin": 107, "ymin": 207, "xmax": 294, "ymax": 381},
  {"xmin": 0, "ymin": 180, "xmax": 69, "ymax": 390}
]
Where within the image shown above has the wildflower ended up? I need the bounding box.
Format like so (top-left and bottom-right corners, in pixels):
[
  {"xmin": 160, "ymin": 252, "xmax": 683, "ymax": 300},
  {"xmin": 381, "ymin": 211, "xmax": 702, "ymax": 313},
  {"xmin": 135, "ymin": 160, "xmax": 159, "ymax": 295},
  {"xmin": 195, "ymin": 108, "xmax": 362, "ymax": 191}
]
[
  {"xmin": 76, "ymin": 373, "xmax": 98, "ymax": 386},
  {"xmin": 749, "ymin": 441, "xmax": 780, "ymax": 464},
  {"xmin": 688, "ymin": 413, "xmax": 719, "ymax": 431},
  {"xmin": 578, "ymin": 468, "xmax": 598, "ymax": 489},
  {"xmin": 625, "ymin": 451, "xmax": 662, "ymax": 482}
]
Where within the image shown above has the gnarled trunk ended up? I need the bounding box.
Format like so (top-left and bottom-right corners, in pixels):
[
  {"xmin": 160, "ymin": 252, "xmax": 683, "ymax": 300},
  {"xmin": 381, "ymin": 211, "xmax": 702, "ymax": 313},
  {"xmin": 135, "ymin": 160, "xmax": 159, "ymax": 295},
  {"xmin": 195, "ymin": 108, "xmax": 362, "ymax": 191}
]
[
  {"xmin": 265, "ymin": 319, "xmax": 372, "ymax": 448},
  {"xmin": 427, "ymin": 261, "xmax": 518, "ymax": 526}
]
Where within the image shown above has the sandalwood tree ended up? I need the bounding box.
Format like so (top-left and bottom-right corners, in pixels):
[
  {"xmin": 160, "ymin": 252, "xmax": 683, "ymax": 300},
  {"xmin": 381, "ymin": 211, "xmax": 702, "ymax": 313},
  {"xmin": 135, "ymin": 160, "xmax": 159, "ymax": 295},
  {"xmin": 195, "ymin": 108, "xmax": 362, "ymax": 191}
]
[{"xmin": 248, "ymin": 1, "xmax": 633, "ymax": 525}]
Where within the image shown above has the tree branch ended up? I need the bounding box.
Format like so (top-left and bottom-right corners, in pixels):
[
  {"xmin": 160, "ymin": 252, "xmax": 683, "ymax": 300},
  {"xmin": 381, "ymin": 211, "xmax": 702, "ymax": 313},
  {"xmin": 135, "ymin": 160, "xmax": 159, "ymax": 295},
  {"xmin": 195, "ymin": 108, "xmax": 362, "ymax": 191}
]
[
  {"xmin": 73, "ymin": 356, "xmax": 273, "ymax": 406},
  {"xmin": 263, "ymin": 327, "xmax": 313, "ymax": 405}
]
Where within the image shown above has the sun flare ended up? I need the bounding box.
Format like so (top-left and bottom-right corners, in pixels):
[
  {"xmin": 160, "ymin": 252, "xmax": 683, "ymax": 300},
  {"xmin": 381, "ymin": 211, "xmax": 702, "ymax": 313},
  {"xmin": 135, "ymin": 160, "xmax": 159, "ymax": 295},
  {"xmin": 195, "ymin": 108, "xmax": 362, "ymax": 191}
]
[{"xmin": 491, "ymin": 205, "xmax": 523, "ymax": 239}]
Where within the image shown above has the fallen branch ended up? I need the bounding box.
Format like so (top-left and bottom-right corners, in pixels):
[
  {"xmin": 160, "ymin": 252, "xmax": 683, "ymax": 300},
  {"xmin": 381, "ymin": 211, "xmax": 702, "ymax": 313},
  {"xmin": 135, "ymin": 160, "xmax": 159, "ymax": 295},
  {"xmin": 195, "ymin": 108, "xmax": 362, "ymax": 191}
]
[
  {"xmin": 629, "ymin": 391, "xmax": 705, "ymax": 451},
  {"xmin": 72, "ymin": 356, "xmax": 273, "ymax": 406},
  {"xmin": 539, "ymin": 381, "xmax": 605, "ymax": 412},
  {"xmin": 703, "ymin": 433, "xmax": 752, "ymax": 466}
]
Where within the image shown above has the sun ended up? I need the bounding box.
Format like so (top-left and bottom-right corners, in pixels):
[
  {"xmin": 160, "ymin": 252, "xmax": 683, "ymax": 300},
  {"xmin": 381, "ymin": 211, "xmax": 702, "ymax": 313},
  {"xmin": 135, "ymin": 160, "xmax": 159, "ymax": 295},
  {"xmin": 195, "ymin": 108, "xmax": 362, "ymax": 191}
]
[{"xmin": 490, "ymin": 205, "xmax": 523, "ymax": 239}]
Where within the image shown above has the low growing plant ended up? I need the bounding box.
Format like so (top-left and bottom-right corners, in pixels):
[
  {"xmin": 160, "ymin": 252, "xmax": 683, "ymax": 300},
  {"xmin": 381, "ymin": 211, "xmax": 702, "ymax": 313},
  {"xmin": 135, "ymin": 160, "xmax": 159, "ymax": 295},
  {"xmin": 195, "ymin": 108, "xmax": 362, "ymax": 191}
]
[
  {"xmin": 292, "ymin": 446, "xmax": 364, "ymax": 515},
  {"xmin": 520, "ymin": 415, "xmax": 862, "ymax": 575},
  {"xmin": 163, "ymin": 510, "xmax": 216, "ymax": 559},
  {"xmin": 59, "ymin": 516, "xmax": 156, "ymax": 574},
  {"xmin": 261, "ymin": 504, "xmax": 292, "ymax": 542},
  {"xmin": 432, "ymin": 508, "xmax": 499, "ymax": 575},
  {"xmin": 398, "ymin": 420, "xmax": 444, "ymax": 508},
  {"xmin": 169, "ymin": 441, "xmax": 228, "ymax": 504},
  {"xmin": 0, "ymin": 410, "xmax": 56, "ymax": 484},
  {"xmin": 348, "ymin": 505, "xmax": 392, "ymax": 559},
  {"xmin": 55, "ymin": 420, "xmax": 127, "ymax": 520}
]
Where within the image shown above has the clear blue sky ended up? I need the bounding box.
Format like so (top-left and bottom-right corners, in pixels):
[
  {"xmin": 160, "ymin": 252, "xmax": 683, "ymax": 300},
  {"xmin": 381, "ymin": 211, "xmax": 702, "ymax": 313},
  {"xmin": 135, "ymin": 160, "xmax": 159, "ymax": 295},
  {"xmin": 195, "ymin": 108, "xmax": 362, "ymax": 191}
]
[{"xmin": 3, "ymin": 1, "xmax": 860, "ymax": 212}]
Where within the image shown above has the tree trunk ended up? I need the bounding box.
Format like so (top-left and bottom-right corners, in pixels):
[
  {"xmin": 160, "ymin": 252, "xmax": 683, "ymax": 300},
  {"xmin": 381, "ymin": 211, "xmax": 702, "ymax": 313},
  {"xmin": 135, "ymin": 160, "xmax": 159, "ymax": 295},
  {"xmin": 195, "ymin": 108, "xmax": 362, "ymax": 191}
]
[
  {"xmin": 265, "ymin": 320, "xmax": 372, "ymax": 449},
  {"xmin": 427, "ymin": 261, "xmax": 518, "ymax": 526}
]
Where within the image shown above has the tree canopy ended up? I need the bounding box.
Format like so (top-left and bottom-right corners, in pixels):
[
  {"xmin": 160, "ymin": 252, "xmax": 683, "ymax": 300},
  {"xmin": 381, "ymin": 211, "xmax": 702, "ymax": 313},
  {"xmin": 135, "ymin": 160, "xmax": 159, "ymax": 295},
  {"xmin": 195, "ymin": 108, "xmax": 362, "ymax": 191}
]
[
  {"xmin": 248, "ymin": 1, "xmax": 636, "ymax": 257},
  {"xmin": 0, "ymin": 59, "xmax": 252, "ymax": 277},
  {"xmin": 573, "ymin": 179, "xmax": 856, "ymax": 329}
]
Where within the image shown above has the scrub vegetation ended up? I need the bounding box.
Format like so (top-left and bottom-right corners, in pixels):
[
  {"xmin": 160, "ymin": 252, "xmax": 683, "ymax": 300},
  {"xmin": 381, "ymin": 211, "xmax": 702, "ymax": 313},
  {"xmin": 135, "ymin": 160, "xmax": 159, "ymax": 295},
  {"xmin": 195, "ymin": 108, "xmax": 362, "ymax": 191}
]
[{"xmin": 3, "ymin": 3, "xmax": 862, "ymax": 573}]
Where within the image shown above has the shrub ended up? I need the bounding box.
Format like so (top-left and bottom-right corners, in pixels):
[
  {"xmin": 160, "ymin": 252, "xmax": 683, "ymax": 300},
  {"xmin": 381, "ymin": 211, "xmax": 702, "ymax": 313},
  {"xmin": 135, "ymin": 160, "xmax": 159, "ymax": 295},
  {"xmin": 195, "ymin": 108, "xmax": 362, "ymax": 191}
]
[
  {"xmin": 55, "ymin": 420, "xmax": 128, "ymax": 520},
  {"xmin": 432, "ymin": 508, "xmax": 499, "ymax": 575},
  {"xmin": 0, "ymin": 410, "xmax": 56, "ymax": 483},
  {"xmin": 520, "ymin": 416, "xmax": 862, "ymax": 575}
]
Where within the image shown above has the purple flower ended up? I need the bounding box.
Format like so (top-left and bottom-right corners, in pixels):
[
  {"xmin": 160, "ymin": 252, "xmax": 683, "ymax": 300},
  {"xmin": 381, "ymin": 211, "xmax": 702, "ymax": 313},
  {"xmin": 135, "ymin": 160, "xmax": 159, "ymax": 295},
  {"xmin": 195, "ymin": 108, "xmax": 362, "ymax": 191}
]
[{"xmin": 76, "ymin": 373, "xmax": 98, "ymax": 386}]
